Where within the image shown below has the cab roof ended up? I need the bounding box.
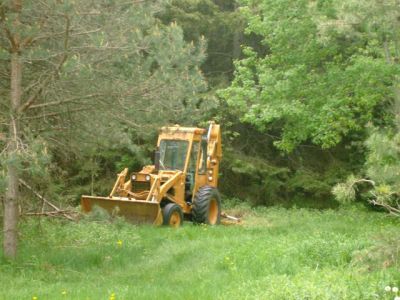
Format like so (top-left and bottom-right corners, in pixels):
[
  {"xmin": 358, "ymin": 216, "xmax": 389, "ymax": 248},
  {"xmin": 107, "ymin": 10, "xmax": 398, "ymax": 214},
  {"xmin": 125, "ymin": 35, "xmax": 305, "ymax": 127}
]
[{"xmin": 160, "ymin": 125, "xmax": 206, "ymax": 135}]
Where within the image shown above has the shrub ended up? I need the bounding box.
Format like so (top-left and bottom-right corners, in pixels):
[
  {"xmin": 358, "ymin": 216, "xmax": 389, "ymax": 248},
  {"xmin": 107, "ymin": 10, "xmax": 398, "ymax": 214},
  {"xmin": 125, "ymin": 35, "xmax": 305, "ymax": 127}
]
[{"xmin": 332, "ymin": 130, "xmax": 400, "ymax": 217}]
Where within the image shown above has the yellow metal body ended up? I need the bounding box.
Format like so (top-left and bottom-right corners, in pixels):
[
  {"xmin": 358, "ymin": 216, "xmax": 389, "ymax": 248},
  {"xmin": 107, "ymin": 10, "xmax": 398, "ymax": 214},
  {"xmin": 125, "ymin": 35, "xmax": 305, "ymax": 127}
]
[{"xmin": 81, "ymin": 122, "xmax": 222, "ymax": 224}]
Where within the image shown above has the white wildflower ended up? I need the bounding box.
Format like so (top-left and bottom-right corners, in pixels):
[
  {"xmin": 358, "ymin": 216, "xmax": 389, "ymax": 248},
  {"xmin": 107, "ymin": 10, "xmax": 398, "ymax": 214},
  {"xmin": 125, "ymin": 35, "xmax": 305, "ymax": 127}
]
[
  {"xmin": 394, "ymin": 296, "xmax": 400, "ymax": 300},
  {"xmin": 386, "ymin": 286, "xmax": 392, "ymax": 292},
  {"xmin": 393, "ymin": 287, "xmax": 399, "ymax": 293}
]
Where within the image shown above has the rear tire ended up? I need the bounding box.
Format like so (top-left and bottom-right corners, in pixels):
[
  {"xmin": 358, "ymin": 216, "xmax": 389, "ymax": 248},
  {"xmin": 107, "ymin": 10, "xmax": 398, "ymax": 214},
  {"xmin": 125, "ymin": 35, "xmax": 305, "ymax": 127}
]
[
  {"xmin": 162, "ymin": 203, "xmax": 183, "ymax": 228},
  {"xmin": 192, "ymin": 186, "xmax": 221, "ymax": 225}
]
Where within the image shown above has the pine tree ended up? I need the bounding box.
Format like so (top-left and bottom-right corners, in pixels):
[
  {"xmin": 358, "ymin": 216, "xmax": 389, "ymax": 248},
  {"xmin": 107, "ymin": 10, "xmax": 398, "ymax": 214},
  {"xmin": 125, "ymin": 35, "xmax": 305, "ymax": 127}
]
[{"xmin": 0, "ymin": 0, "xmax": 206, "ymax": 258}]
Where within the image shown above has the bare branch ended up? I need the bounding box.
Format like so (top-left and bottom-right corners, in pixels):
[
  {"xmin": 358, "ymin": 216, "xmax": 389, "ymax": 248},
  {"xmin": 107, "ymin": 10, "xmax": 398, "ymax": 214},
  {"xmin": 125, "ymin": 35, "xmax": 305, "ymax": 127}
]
[
  {"xmin": 353, "ymin": 178, "xmax": 375, "ymax": 186},
  {"xmin": 370, "ymin": 199, "xmax": 400, "ymax": 217},
  {"xmin": 24, "ymin": 28, "xmax": 101, "ymax": 48},
  {"xmin": 17, "ymin": 76, "xmax": 52, "ymax": 113},
  {"xmin": 71, "ymin": 28, "xmax": 102, "ymax": 36},
  {"xmin": 22, "ymin": 108, "xmax": 89, "ymax": 120},
  {"xmin": 27, "ymin": 93, "xmax": 103, "ymax": 109},
  {"xmin": 107, "ymin": 111, "xmax": 141, "ymax": 128},
  {"xmin": 18, "ymin": 14, "xmax": 71, "ymax": 113},
  {"xmin": 1, "ymin": 25, "xmax": 17, "ymax": 51},
  {"xmin": 19, "ymin": 179, "xmax": 75, "ymax": 221},
  {"xmin": 69, "ymin": 46, "xmax": 131, "ymax": 51}
]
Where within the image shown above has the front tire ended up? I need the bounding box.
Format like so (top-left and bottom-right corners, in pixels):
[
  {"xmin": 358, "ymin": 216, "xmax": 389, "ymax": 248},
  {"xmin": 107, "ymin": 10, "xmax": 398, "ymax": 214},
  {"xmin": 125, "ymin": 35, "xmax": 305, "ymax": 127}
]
[
  {"xmin": 162, "ymin": 203, "xmax": 183, "ymax": 228},
  {"xmin": 192, "ymin": 186, "xmax": 221, "ymax": 225}
]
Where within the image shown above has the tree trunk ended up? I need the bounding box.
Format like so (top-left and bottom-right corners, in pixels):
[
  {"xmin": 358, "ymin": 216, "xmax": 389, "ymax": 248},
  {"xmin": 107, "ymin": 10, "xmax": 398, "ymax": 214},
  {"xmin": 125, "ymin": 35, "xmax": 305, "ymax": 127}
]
[
  {"xmin": 394, "ymin": 84, "xmax": 400, "ymax": 129},
  {"xmin": 232, "ymin": 4, "xmax": 243, "ymax": 60},
  {"xmin": 3, "ymin": 0, "xmax": 22, "ymax": 259},
  {"xmin": 4, "ymin": 51, "xmax": 22, "ymax": 259}
]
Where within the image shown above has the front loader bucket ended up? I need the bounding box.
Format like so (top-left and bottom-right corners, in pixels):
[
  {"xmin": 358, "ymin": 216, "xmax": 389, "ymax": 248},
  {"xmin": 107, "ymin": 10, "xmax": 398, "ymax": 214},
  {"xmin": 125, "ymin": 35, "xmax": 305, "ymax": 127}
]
[{"xmin": 81, "ymin": 195, "xmax": 162, "ymax": 225}]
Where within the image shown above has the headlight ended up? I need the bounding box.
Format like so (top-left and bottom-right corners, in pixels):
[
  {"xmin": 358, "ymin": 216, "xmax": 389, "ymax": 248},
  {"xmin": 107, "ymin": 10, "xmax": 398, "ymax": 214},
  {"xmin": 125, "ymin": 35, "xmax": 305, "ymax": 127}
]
[
  {"xmin": 145, "ymin": 175, "xmax": 151, "ymax": 181},
  {"xmin": 131, "ymin": 174, "xmax": 136, "ymax": 181}
]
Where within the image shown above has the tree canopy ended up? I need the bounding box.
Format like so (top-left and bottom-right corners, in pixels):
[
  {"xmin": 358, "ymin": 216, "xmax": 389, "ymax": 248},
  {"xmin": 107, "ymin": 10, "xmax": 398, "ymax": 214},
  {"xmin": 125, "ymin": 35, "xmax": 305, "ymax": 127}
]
[{"xmin": 220, "ymin": 0, "xmax": 399, "ymax": 152}]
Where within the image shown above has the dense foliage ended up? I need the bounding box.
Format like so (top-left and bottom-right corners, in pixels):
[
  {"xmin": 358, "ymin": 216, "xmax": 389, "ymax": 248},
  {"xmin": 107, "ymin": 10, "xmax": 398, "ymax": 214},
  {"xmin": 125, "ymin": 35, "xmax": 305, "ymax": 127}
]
[
  {"xmin": 218, "ymin": 0, "xmax": 400, "ymax": 207},
  {"xmin": 222, "ymin": 0, "xmax": 399, "ymax": 152},
  {"xmin": 0, "ymin": 0, "xmax": 398, "ymax": 209}
]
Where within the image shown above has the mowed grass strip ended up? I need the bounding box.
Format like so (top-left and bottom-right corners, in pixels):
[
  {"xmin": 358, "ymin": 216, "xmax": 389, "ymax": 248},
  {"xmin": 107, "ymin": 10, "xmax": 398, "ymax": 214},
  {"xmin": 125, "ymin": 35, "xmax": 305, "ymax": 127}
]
[{"xmin": 1, "ymin": 205, "xmax": 399, "ymax": 300}]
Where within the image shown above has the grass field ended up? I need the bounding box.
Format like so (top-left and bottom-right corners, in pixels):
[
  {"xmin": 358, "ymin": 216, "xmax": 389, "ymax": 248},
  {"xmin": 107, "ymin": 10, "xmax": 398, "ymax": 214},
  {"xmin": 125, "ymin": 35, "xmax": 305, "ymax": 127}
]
[{"xmin": 1, "ymin": 203, "xmax": 399, "ymax": 300}]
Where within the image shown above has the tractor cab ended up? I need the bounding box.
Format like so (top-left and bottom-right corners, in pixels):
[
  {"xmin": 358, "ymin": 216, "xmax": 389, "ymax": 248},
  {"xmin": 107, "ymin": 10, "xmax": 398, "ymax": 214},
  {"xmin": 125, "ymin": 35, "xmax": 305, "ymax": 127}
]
[{"xmin": 156, "ymin": 125, "xmax": 207, "ymax": 204}]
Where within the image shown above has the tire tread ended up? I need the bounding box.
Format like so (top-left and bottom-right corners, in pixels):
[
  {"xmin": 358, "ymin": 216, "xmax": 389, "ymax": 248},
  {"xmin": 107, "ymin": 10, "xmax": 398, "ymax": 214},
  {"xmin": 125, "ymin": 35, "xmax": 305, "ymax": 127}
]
[{"xmin": 192, "ymin": 186, "xmax": 221, "ymax": 224}]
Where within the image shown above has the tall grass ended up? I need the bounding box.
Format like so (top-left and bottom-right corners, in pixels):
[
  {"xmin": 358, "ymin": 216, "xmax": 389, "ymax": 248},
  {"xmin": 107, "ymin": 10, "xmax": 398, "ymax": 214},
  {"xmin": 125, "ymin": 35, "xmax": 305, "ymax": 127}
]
[{"xmin": 1, "ymin": 204, "xmax": 399, "ymax": 299}]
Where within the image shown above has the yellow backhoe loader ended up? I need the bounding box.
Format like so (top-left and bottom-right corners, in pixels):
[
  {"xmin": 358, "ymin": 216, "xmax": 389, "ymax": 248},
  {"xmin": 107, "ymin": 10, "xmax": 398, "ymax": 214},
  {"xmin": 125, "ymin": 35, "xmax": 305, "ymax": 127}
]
[{"xmin": 81, "ymin": 122, "xmax": 222, "ymax": 227}]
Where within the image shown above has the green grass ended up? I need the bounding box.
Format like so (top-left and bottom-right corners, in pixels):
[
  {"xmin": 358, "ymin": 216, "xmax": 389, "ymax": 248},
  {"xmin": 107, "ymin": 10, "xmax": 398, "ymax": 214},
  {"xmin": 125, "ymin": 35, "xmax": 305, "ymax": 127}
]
[{"xmin": 1, "ymin": 204, "xmax": 399, "ymax": 300}]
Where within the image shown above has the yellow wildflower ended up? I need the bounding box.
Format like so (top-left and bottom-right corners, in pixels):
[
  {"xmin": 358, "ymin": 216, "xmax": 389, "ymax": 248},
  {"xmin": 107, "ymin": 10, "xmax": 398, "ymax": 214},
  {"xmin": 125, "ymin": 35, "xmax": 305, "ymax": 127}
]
[{"xmin": 117, "ymin": 240, "xmax": 123, "ymax": 247}]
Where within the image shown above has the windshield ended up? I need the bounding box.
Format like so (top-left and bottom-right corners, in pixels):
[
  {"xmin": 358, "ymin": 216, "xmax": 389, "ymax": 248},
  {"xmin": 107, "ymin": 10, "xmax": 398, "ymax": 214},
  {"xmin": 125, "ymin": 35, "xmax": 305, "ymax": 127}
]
[{"xmin": 159, "ymin": 140, "xmax": 189, "ymax": 171}]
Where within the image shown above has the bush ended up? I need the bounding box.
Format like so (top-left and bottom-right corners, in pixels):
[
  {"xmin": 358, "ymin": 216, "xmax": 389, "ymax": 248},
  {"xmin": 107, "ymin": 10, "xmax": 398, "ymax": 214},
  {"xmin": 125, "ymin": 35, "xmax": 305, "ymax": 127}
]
[{"xmin": 332, "ymin": 130, "xmax": 400, "ymax": 217}]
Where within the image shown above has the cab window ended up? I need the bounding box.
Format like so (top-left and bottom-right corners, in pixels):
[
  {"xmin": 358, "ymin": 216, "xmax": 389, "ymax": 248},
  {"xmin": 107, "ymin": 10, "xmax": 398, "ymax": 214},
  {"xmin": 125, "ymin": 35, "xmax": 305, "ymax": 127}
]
[{"xmin": 159, "ymin": 140, "xmax": 189, "ymax": 171}]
